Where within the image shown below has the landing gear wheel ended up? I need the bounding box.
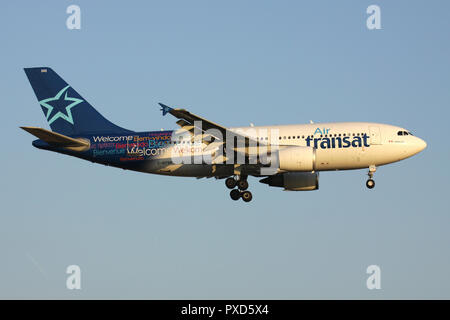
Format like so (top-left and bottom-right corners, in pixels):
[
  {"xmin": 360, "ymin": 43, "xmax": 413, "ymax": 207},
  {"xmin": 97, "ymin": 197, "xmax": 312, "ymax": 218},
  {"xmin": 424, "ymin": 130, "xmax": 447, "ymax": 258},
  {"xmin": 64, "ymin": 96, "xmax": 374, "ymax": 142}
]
[
  {"xmin": 225, "ymin": 177, "xmax": 237, "ymax": 189},
  {"xmin": 241, "ymin": 191, "xmax": 253, "ymax": 202},
  {"xmin": 230, "ymin": 189, "xmax": 240, "ymax": 200},
  {"xmin": 237, "ymin": 179, "xmax": 249, "ymax": 191},
  {"xmin": 366, "ymin": 179, "xmax": 375, "ymax": 189}
]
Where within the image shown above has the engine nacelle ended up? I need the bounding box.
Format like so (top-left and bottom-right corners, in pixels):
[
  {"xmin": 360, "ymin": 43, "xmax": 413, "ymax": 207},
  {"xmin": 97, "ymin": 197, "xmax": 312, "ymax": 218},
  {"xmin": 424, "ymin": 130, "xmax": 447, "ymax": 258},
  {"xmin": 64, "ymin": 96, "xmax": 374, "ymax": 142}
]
[
  {"xmin": 260, "ymin": 172, "xmax": 319, "ymax": 191},
  {"xmin": 278, "ymin": 146, "xmax": 316, "ymax": 171}
]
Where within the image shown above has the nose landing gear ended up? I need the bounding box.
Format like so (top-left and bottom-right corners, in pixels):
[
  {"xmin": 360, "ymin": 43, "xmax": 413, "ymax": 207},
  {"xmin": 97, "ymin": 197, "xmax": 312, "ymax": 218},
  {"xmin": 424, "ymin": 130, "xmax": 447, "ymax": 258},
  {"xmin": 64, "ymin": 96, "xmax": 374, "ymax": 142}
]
[
  {"xmin": 366, "ymin": 179, "xmax": 375, "ymax": 189},
  {"xmin": 226, "ymin": 176, "xmax": 253, "ymax": 202},
  {"xmin": 366, "ymin": 165, "xmax": 376, "ymax": 189}
]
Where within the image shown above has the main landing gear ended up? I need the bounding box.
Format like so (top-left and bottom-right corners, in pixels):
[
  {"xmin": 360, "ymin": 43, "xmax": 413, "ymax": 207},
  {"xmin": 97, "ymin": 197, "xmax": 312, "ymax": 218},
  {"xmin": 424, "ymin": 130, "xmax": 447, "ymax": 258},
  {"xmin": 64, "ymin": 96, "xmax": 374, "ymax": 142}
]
[
  {"xmin": 366, "ymin": 165, "xmax": 376, "ymax": 189},
  {"xmin": 225, "ymin": 176, "xmax": 253, "ymax": 202}
]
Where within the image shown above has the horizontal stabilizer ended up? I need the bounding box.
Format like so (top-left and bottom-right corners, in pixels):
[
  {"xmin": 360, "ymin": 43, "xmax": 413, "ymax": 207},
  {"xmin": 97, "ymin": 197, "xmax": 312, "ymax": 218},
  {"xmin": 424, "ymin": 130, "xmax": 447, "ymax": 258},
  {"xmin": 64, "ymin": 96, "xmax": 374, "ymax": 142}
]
[{"xmin": 21, "ymin": 126, "xmax": 90, "ymax": 151}]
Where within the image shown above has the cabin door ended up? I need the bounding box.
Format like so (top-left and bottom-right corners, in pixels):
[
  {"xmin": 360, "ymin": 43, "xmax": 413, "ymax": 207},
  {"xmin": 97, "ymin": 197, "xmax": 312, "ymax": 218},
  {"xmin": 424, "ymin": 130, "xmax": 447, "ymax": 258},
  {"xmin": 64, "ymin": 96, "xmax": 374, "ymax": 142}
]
[{"xmin": 369, "ymin": 126, "xmax": 381, "ymax": 145}]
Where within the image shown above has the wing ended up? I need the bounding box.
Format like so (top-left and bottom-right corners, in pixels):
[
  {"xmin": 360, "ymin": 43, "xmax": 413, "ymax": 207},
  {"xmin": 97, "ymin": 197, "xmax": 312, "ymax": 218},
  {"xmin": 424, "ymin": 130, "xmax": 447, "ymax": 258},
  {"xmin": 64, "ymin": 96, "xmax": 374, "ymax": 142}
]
[
  {"xmin": 160, "ymin": 103, "xmax": 228, "ymax": 139},
  {"xmin": 159, "ymin": 103, "xmax": 271, "ymax": 170},
  {"xmin": 159, "ymin": 103, "xmax": 263, "ymax": 143},
  {"xmin": 159, "ymin": 103, "xmax": 264, "ymax": 148}
]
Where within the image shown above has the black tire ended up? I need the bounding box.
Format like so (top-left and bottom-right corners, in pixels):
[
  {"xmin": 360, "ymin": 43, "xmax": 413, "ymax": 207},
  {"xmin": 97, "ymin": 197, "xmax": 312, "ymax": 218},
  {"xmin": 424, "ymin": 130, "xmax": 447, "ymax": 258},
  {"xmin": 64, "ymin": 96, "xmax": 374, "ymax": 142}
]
[
  {"xmin": 366, "ymin": 179, "xmax": 375, "ymax": 189},
  {"xmin": 225, "ymin": 177, "xmax": 237, "ymax": 189},
  {"xmin": 237, "ymin": 180, "xmax": 249, "ymax": 191},
  {"xmin": 241, "ymin": 191, "xmax": 253, "ymax": 202},
  {"xmin": 230, "ymin": 189, "xmax": 240, "ymax": 200}
]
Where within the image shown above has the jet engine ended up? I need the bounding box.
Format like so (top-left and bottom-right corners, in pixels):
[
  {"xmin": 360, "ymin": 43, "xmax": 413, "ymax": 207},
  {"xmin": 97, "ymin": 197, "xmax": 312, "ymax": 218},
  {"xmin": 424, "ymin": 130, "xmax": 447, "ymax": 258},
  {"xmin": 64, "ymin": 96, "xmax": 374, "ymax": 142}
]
[
  {"xmin": 278, "ymin": 146, "xmax": 316, "ymax": 171},
  {"xmin": 259, "ymin": 172, "xmax": 319, "ymax": 191}
]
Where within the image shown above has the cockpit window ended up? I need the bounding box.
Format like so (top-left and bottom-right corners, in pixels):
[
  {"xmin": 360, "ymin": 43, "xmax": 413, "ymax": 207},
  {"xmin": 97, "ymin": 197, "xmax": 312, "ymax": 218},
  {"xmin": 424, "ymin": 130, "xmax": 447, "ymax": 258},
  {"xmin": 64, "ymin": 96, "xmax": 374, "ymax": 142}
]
[{"xmin": 397, "ymin": 130, "xmax": 412, "ymax": 136}]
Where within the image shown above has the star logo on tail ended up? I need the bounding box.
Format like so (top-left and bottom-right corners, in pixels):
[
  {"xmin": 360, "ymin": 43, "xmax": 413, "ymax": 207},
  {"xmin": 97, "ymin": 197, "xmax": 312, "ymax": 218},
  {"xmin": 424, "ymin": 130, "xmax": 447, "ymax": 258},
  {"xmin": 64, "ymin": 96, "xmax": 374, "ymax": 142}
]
[{"xmin": 39, "ymin": 85, "xmax": 83, "ymax": 125}]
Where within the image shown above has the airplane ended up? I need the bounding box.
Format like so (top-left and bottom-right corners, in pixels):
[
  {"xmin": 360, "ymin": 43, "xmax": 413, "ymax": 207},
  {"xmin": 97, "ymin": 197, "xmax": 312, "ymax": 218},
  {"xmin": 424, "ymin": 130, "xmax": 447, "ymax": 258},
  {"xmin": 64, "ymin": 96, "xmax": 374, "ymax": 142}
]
[{"xmin": 21, "ymin": 67, "xmax": 427, "ymax": 202}]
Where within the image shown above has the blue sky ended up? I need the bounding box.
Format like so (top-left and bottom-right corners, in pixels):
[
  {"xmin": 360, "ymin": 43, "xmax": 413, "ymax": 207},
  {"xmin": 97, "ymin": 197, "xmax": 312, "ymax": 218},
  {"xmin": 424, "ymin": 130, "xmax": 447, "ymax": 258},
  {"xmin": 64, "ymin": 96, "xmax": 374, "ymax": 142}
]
[{"xmin": 0, "ymin": 0, "xmax": 449, "ymax": 298}]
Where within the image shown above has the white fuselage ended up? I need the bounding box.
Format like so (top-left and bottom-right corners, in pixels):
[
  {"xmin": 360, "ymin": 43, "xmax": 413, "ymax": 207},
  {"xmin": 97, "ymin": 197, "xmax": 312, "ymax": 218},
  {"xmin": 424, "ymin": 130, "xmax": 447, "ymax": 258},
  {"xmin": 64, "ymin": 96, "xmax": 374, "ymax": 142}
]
[
  {"xmin": 147, "ymin": 122, "xmax": 426, "ymax": 177},
  {"xmin": 231, "ymin": 122, "xmax": 426, "ymax": 171}
]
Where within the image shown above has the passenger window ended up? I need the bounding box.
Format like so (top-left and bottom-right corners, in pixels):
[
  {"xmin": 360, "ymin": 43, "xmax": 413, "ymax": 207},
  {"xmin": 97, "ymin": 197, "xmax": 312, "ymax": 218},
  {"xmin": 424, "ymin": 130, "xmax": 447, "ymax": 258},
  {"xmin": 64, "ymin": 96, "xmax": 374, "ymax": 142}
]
[{"xmin": 397, "ymin": 131, "xmax": 403, "ymax": 136}]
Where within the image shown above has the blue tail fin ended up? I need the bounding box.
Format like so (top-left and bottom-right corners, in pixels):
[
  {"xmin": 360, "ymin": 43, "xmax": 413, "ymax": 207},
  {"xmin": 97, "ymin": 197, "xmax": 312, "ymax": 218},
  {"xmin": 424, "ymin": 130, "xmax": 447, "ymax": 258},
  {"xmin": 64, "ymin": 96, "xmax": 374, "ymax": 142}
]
[{"xmin": 24, "ymin": 67, "xmax": 133, "ymax": 135}]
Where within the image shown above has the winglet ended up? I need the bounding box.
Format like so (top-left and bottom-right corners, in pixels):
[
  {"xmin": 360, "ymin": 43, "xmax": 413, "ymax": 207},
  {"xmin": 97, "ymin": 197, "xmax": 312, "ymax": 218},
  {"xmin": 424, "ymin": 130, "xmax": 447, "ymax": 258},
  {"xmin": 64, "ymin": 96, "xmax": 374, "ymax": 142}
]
[{"xmin": 159, "ymin": 103, "xmax": 173, "ymax": 116}]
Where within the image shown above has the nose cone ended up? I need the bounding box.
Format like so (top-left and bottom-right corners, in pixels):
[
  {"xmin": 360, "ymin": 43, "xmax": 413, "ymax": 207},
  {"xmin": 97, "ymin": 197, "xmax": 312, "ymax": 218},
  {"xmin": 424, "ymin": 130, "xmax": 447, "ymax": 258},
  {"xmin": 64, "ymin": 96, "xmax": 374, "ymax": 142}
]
[{"xmin": 412, "ymin": 137, "xmax": 427, "ymax": 155}]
